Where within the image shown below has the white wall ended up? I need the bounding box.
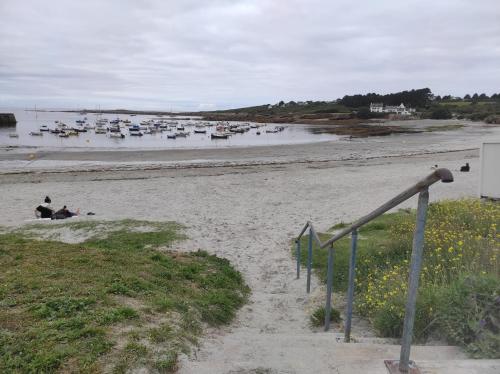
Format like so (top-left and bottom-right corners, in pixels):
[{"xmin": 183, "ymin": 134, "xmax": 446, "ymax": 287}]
[{"xmin": 480, "ymin": 142, "xmax": 500, "ymax": 199}]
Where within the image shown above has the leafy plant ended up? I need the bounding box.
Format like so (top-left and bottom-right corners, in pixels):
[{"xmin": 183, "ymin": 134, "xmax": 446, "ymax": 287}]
[{"xmin": 310, "ymin": 306, "xmax": 341, "ymax": 327}]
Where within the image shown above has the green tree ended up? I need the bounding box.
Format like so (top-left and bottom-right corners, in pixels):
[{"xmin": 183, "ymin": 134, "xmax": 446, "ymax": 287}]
[
  {"xmin": 431, "ymin": 108, "xmax": 452, "ymax": 119},
  {"xmin": 356, "ymin": 107, "xmax": 372, "ymax": 119}
]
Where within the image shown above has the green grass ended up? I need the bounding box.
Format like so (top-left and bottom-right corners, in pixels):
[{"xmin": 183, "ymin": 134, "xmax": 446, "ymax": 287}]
[
  {"xmin": 431, "ymin": 101, "xmax": 500, "ymax": 121},
  {"xmin": 424, "ymin": 124, "xmax": 464, "ymax": 132},
  {"xmin": 294, "ymin": 199, "xmax": 499, "ymax": 357},
  {"xmin": 438, "ymin": 100, "xmax": 496, "ymax": 107},
  {"xmin": 0, "ymin": 220, "xmax": 249, "ymax": 373}
]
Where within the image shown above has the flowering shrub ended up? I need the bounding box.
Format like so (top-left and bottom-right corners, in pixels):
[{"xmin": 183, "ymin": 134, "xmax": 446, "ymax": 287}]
[
  {"xmin": 354, "ymin": 199, "xmax": 499, "ymax": 355},
  {"xmin": 297, "ymin": 199, "xmax": 498, "ymax": 356}
]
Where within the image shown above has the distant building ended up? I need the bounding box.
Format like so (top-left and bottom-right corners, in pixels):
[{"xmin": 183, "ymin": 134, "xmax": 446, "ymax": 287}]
[
  {"xmin": 369, "ymin": 102, "xmax": 415, "ymax": 115},
  {"xmin": 369, "ymin": 103, "xmax": 384, "ymax": 113}
]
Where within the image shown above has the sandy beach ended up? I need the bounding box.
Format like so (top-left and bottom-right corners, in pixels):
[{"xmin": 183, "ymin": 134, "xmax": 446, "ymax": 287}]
[{"xmin": 1, "ymin": 120, "xmax": 499, "ymax": 372}]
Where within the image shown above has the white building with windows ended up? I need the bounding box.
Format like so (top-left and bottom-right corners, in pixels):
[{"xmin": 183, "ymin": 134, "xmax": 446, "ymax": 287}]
[{"xmin": 370, "ymin": 102, "xmax": 416, "ymax": 115}]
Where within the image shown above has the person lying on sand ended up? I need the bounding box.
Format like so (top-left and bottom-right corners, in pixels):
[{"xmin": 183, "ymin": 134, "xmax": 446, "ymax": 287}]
[
  {"xmin": 35, "ymin": 196, "xmax": 83, "ymax": 220},
  {"xmin": 53, "ymin": 206, "xmax": 80, "ymax": 220}
]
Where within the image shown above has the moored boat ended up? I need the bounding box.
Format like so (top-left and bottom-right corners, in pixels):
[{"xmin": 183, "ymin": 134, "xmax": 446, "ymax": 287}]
[
  {"xmin": 129, "ymin": 125, "xmax": 143, "ymax": 136},
  {"xmin": 211, "ymin": 133, "xmax": 229, "ymax": 139},
  {"xmin": 230, "ymin": 127, "xmax": 245, "ymax": 133},
  {"xmin": 73, "ymin": 126, "xmax": 87, "ymax": 133},
  {"xmin": 108, "ymin": 124, "xmax": 121, "ymax": 133}
]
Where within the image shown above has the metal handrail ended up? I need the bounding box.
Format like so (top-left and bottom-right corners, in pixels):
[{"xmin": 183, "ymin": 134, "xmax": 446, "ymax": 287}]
[{"xmin": 295, "ymin": 168, "xmax": 453, "ymax": 373}]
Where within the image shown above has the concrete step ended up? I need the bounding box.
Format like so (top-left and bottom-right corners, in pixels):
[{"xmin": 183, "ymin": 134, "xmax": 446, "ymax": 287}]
[{"xmin": 179, "ymin": 332, "xmax": 500, "ymax": 373}]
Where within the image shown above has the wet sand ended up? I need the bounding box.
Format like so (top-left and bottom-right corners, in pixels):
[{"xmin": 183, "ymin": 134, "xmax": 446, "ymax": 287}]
[{"xmin": 0, "ymin": 119, "xmax": 497, "ymax": 175}]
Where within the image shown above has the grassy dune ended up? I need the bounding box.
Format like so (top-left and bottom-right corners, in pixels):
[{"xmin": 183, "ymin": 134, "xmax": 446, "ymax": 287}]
[{"xmin": 0, "ymin": 220, "xmax": 249, "ymax": 373}]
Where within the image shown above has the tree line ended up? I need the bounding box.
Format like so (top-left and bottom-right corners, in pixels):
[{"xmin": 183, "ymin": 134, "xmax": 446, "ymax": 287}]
[
  {"xmin": 338, "ymin": 88, "xmax": 500, "ymax": 109},
  {"xmin": 435, "ymin": 93, "xmax": 500, "ymax": 101},
  {"xmin": 339, "ymin": 88, "xmax": 432, "ymax": 108}
]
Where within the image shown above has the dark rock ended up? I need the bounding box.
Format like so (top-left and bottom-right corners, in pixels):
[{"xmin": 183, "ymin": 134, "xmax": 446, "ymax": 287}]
[{"xmin": 0, "ymin": 113, "xmax": 17, "ymax": 127}]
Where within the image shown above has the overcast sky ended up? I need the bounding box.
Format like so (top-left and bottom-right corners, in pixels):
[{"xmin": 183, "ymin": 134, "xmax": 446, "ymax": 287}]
[{"xmin": 1, "ymin": 0, "xmax": 499, "ymax": 111}]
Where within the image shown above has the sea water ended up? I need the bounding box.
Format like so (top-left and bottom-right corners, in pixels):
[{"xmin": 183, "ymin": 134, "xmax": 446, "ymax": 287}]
[{"xmin": 0, "ymin": 109, "xmax": 339, "ymax": 149}]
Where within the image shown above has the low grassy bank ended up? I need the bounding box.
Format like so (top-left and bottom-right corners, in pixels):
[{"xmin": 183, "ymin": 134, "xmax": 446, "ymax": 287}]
[
  {"xmin": 0, "ymin": 220, "xmax": 249, "ymax": 373},
  {"xmin": 295, "ymin": 199, "xmax": 499, "ymax": 358}
]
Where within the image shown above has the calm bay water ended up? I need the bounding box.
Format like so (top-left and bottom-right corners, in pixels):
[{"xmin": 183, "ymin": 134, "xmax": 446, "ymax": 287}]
[{"xmin": 0, "ymin": 109, "xmax": 339, "ymax": 149}]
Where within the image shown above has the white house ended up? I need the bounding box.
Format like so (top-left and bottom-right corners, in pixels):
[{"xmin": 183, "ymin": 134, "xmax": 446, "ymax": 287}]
[
  {"xmin": 369, "ymin": 103, "xmax": 384, "ymax": 113},
  {"xmin": 370, "ymin": 102, "xmax": 416, "ymax": 115}
]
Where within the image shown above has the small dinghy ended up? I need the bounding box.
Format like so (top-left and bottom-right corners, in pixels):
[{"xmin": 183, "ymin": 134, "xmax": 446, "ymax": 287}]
[
  {"xmin": 39, "ymin": 125, "xmax": 49, "ymax": 132},
  {"xmin": 58, "ymin": 132, "xmax": 69, "ymax": 138},
  {"xmin": 8, "ymin": 133, "xmax": 19, "ymax": 138},
  {"xmin": 29, "ymin": 131, "xmax": 43, "ymax": 136},
  {"xmin": 109, "ymin": 132, "xmax": 125, "ymax": 139},
  {"xmin": 167, "ymin": 134, "xmax": 177, "ymax": 139},
  {"xmin": 211, "ymin": 133, "xmax": 228, "ymax": 139}
]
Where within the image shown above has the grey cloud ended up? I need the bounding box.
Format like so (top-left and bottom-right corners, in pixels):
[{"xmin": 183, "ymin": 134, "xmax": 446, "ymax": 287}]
[{"xmin": 1, "ymin": 0, "xmax": 499, "ymax": 110}]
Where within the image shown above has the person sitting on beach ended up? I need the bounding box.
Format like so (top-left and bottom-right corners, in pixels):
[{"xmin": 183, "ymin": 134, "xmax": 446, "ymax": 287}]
[
  {"xmin": 54, "ymin": 205, "xmax": 80, "ymax": 220},
  {"xmin": 35, "ymin": 196, "xmax": 54, "ymax": 219}
]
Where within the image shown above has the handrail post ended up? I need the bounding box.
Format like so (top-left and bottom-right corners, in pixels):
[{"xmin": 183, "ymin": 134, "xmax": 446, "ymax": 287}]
[
  {"xmin": 344, "ymin": 229, "xmax": 358, "ymax": 342},
  {"xmin": 296, "ymin": 240, "xmax": 301, "ymax": 279},
  {"xmin": 399, "ymin": 189, "xmax": 429, "ymax": 372},
  {"xmin": 324, "ymin": 243, "xmax": 334, "ymax": 331},
  {"xmin": 306, "ymin": 229, "xmax": 313, "ymax": 293}
]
